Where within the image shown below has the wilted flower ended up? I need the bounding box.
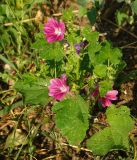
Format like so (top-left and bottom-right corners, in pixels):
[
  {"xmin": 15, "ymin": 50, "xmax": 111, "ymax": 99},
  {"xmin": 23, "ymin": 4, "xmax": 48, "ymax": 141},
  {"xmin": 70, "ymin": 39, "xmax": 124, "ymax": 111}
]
[
  {"xmin": 74, "ymin": 40, "xmax": 88, "ymax": 54},
  {"xmin": 74, "ymin": 43, "xmax": 81, "ymax": 54},
  {"xmin": 92, "ymin": 87, "xmax": 118, "ymax": 108},
  {"xmin": 48, "ymin": 74, "xmax": 69, "ymax": 101},
  {"xmin": 92, "ymin": 86, "xmax": 99, "ymax": 97},
  {"xmin": 44, "ymin": 18, "xmax": 65, "ymax": 43}
]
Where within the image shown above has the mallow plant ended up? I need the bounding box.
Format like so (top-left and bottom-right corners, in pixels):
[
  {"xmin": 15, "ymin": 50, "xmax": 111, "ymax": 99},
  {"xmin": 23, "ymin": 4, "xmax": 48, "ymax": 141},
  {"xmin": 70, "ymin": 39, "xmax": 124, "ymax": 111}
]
[{"xmin": 14, "ymin": 10, "xmax": 134, "ymax": 156}]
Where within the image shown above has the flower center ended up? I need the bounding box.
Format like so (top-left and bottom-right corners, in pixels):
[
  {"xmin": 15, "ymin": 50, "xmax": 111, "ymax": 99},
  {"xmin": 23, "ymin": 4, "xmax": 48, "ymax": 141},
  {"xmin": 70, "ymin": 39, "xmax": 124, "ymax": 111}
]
[
  {"xmin": 55, "ymin": 28, "xmax": 62, "ymax": 36},
  {"xmin": 60, "ymin": 85, "xmax": 67, "ymax": 93}
]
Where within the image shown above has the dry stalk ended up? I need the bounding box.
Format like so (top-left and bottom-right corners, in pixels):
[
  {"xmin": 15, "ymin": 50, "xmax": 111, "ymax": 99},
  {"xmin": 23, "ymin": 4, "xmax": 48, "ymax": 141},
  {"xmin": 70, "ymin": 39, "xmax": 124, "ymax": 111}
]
[
  {"xmin": 102, "ymin": 17, "xmax": 137, "ymax": 40},
  {"xmin": 3, "ymin": 17, "xmax": 37, "ymax": 26},
  {"xmin": 61, "ymin": 142, "xmax": 93, "ymax": 153},
  {"xmin": 3, "ymin": 10, "xmax": 79, "ymax": 27}
]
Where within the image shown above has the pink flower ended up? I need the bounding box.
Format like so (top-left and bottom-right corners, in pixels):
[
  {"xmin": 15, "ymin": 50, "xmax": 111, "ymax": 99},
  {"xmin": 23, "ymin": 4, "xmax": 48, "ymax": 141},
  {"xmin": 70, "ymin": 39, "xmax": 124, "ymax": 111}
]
[
  {"xmin": 99, "ymin": 97, "xmax": 112, "ymax": 107},
  {"xmin": 92, "ymin": 87, "xmax": 118, "ymax": 108},
  {"xmin": 48, "ymin": 74, "xmax": 69, "ymax": 101},
  {"xmin": 99, "ymin": 90, "xmax": 118, "ymax": 108},
  {"xmin": 44, "ymin": 18, "xmax": 65, "ymax": 43},
  {"xmin": 105, "ymin": 90, "xmax": 118, "ymax": 101}
]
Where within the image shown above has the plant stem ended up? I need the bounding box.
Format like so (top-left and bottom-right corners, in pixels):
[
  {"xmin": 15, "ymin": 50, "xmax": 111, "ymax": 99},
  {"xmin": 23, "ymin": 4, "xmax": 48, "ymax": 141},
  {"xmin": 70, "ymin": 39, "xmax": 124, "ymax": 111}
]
[{"xmin": 55, "ymin": 60, "xmax": 57, "ymax": 78}]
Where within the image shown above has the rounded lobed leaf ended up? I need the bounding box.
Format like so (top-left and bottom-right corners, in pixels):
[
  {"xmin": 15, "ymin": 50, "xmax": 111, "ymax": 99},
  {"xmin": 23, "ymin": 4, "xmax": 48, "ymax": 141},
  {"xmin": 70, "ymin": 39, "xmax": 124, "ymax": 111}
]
[
  {"xmin": 52, "ymin": 95, "xmax": 90, "ymax": 145},
  {"xmin": 87, "ymin": 105, "xmax": 134, "ymax": 155}
]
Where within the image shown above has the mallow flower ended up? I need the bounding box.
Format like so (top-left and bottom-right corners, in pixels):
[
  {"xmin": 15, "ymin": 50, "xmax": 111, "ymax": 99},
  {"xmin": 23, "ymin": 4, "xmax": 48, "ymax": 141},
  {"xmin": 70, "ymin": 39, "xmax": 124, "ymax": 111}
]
[
  {"xmin": 99, "ymin": 90, "xmax": 118, "ymax": 107},
  {"xmin": 48, "ymin": 74, "xmax": 69, "ymax": 101},
  {"xmin": 92, "ymin": 87, "xmax": 118, "ymax": 108},
  {"xmin": 44, "ymin": 18, "xmax": 65, "ymax": 43}
]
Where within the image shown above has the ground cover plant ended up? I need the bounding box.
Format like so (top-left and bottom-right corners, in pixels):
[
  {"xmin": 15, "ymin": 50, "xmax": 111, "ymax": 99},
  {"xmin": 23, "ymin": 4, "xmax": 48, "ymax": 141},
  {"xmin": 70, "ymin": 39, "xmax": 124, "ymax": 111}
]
[{"xmin": 0, "ymin": 0, "xmax": 137, "ymax": 159}]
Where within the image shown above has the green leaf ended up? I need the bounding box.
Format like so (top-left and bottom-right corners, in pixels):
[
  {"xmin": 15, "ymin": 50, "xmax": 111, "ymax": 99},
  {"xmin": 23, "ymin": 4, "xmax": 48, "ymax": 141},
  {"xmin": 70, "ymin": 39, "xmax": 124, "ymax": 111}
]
[
  {"xmin": 77, "ymin": 0, "xmax": 91, "ymax": 6},
  {"xmin": 0, "ymin": 16, "xmax": 5, "ymax": 23},
  {"xmin": 8, "ymin": 27, "xmax": 18, "ymax": 44},
  {"xmin": 88, "ymin": 43, "xmax": 102, "ymax": 66},
  {"xmin": 83, "ymin": 28, "xmax": 100, "ymax": 43},
  {"xmin": 99, "ymin": 80, "xmax": 113, "ymax": 97},
  {"xmin": 106, "ymin": 105, "xmax": 134, "ymax": 133},
  {"xmin": 23, "ymin": 0, "xmax": 45, "ymax": 10},
  {"xmin": 87, "ymin": 127, "xmax": 113, "ymax": 155},
  {"xmin": 40, "ymin": 42, "xmax": 64, "ymax": 61},
  {"xmin": 62, "ymin": 8, "xmax": 74, "ymax": 22},
  {"xmin": 32, "ymin": 33, "xmax": 64, "ymax": 61},
  {"xmin": 52, "ymin": 95, "xmax": 90, "ymax": 145},
  {"xmin": 24, "ymin": 0, "xmax": 45, "ymax": 5},
  {"xmin": 116, "ymin": 11, "xmax": 128, "ymax": 26},
  {"xmin": 82, "ymin": 28, "xmax": 102, "ymax": 65},
  {"xmin": 0, "ymin": 55, "xmax": 17, "ymax": 71},
  {"xmin": 14, "ymin": 75, "xmax": 49, "ymax": 105},
  {"xmin": 87, "ymin": 105, "xmax": 134, "ymax": 156},
  {"xmin": 87, "ymin": 127, "xmax": 130, "ymax": 156},
  {"xmin": 131, "ymin": 0, "xmax": 137, "ymax": 14},
  {"xmin": 78, "ymin": 6, "xmax": 87, "ymax": 17},
  {"xmin": 1, "ymin": 31, "xmax": 11, "ymax": 47},
  {"xmin": 93, "ymin": 64, "xmax": 107, "ymax": 78},
  {"xmin": 96, "ymin": 42, "xmax": 122, "ymax": 65},
  {"xmin": 0, "ymin": 5, "xmax": 7, "ymax": 15},
  {"xmin": 87, "ymin": 7, "xmax": 97, "ymax": 24}
]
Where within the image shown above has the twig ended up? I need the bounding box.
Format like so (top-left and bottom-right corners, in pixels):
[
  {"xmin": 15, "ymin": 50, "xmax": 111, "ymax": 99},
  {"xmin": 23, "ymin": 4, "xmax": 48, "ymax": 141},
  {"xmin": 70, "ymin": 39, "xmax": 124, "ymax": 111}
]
[
  {"xmin": 133, "ymin": 142, "xmax": 137, "ymax": 160},
  {"xmin": 116, "ymin": 100, "xmax": 129, "ymax": 107},
  {"xmin": 120, "ymin": 41, "xmax": 137, "ymax": 49},
  {"xmin": 0, "ymin": 121, "xmax": 15, "ymax": 130},
  {"xmin": 102, "ymin": 17, "xmax": 137, "ymax": 40},
  {"xmin": 52, "ymin": 10, "xmax": 79, "ymax": 17},
  {"xmin": 42, "ymin": 155, "xmax": 57, "ymax": 160},
  {"xmin": 99, "ymin": 32, "xmax": 107, "ymax": 37},
  {"xmin": 61, "ymin": 142, "xmax": 92, "ymax": 153},
  {"xmin": 130, "ymin": 134, "xmax": 137, "ymax": 160},
  {"xmin": 120, "ymin": 46, "xmax": 137, "ymax": 49},
  {"xmin": 3, "ymin": 10, "xmax": 79, "ymax": 27},
  {"xmin": 3, "ymin": 17, "xmax": 37, "ymax": 26}
]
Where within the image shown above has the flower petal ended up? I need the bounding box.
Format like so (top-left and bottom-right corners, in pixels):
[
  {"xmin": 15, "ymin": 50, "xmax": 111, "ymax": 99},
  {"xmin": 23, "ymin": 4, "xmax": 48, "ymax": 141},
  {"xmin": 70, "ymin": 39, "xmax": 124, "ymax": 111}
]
[
  {"xmin": 48, "ymin": 75, "xmax": 69, "ymax": 101},
  {"xmin": 99, "ymin": 97, "xmax": 112, "ymax": 108},
  {"xmin": 44, "ymin": 18, "xmax": 65, "ymax": 43},
  {"xmin": 105, "ymin": 90, "xmax": 118, "ymax": 100}
]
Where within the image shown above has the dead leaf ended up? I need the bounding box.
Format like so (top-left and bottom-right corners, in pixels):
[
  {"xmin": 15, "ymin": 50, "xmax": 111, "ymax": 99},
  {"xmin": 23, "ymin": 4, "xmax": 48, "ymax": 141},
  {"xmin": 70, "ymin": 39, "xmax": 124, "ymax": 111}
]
[{"xmin": 5, "ymin": 129, "xmax": 28, "ymax": 149}]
